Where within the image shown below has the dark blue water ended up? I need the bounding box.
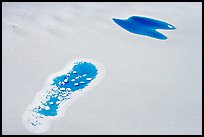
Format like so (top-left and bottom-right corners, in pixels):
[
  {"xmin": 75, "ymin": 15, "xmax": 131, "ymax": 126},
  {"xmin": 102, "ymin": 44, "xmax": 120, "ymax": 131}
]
[
  {"xmin": 33, "ymin": 61, "xmax": 98, "ymax": 116},
  {"xmin": 112, "ymin": 16, "xmax": 176, "ymax": 40}
]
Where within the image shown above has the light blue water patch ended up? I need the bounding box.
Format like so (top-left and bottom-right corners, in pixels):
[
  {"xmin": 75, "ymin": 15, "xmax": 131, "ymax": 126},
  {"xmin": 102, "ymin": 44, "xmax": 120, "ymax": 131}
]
[
  {"xmin": 33, "ymin": 61, "xmax": 98, "ymax": 117},
  {"xmin": 112, "ymin": 16, "xmax": 176, "ymax": 40}
]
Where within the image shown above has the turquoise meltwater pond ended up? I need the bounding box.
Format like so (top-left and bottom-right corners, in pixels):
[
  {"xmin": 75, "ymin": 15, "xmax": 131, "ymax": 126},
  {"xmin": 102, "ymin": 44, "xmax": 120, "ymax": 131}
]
[{"xmin": 113, "ymin": 16, "xmax": 176, "ymax": 40}]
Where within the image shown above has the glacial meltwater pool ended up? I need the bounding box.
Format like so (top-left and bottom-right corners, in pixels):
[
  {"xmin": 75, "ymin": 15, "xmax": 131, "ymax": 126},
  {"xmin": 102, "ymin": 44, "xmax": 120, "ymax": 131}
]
[
  {"xmin": 22, "ymin": 60, "xmax": 102, "ymax": 133},
  {"xmin": 112, "ymin": 16, "xmax": 176, "ymax": 40}
]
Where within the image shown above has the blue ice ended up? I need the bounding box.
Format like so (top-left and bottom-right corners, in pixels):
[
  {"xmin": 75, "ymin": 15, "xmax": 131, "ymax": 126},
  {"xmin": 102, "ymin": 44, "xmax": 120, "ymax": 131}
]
[{"xmin": 112, "ymin": 16, "xmax": 176, "ymax": 40}]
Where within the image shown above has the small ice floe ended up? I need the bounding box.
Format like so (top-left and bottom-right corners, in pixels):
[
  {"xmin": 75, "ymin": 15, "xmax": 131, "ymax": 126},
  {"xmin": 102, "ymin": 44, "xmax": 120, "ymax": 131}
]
[
  {"xmin": 45, "ymin": 106, "xmax": 50, "ymax": 110},
  {"xmin": 62, "ymin": 93, "xmax": 67, "ymax": 97},
  {"xmin": 73, "ymin": 71, "xmax": 77, "ymax": 74},
  {"xmin": 50, "ymin": 102, "xmax": 54, "ymax": 105},
  {"xmin": 74, "ymin": 83, "xmax": 79, "ymax": 86},
  {"xmin": 168, "ymin": 25, "xmax": 173, "ymax": 28},
  {"xmin": 60, "ymin": 88, "xmax": 65, "ymax": 91},
  {"xmin": 61, "ymin": 91, "xmax": 68, "ymax": 96},
  {"xmin": 56, "ymin": 101, "xmax": 60, "ymax": 104},
  {"xmin": 86, "ymin": 78, "xmax": 92, "ymax": 81},
  {"xmin": 66, "ymin": 88, "xmax": 71, "ymax": 91},
  {"xmin": 75, "ymin": 76, "xmax": 81, "ymax": 79},
  {"xmin": 53, "ymin": 94, "xmax": 58, "ymax": 98},
  {"xmin": 64, "ymin": 78, "xmax": 68, "ymax": 83}
]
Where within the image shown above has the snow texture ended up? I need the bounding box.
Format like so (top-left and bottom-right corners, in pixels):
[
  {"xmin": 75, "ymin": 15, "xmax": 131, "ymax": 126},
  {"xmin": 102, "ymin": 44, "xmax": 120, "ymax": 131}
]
[{"xmin": 2, "ymin": 2, "xmax": 202, "ymax": 135}]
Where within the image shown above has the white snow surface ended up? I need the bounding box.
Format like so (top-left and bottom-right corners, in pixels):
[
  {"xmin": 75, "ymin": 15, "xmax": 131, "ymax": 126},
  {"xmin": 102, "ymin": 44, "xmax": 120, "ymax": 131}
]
[{"xmin": 2, "ymin": 2, "xmax": 202, "ymax": 135}]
